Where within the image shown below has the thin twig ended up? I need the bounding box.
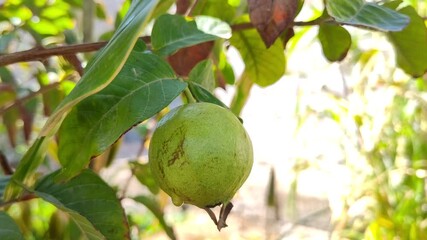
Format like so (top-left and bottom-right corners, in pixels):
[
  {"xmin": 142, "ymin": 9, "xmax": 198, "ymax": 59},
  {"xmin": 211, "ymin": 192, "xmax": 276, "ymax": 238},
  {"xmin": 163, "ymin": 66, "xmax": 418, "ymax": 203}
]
[
  {"xmin": 293, "ymin": 17, "xmax": 333, "ymax": 27},
  {"xmin": 0, "ymin": 82, "xmax": 60, "ymax": 116},
  {"xmin": 231, "ymin": 22, "xmax": 254, "ymax": 31},
  {"xmin": 0, "ymin": 151, "xmax": 13, "ymax": 175},
  {"xmin": 0, "ymin": 41, "xmax": 107, "ymax": 66},
  {"xmin": 0, "ymin": 193, "xmax": 38, "ymax": 208},
  {"xmin": 231, "ymin": 17, "xmax": 332, "ymax": 31}
]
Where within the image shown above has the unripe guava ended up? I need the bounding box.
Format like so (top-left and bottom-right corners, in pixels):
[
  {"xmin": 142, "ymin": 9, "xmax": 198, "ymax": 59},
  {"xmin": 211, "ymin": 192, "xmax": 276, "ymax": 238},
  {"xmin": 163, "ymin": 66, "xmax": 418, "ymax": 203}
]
[{"xmin": 149, "ymin": 102, "xmax": 253, "ymax": 209}]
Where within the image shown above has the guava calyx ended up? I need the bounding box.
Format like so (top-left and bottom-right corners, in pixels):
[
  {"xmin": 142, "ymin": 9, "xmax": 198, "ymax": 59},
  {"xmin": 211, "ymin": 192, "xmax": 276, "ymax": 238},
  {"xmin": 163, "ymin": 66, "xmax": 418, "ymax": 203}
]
[{"xmin": 202, "ymin": 202, "xmax": 234, "ymax": 231}]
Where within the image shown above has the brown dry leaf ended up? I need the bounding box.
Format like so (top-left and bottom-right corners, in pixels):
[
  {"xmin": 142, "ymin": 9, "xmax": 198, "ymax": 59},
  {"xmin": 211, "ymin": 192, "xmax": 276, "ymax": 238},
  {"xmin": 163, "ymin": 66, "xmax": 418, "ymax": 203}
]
[
  {"xmin": 176, "ymin": 0, "xmax": 191, "ymax": 15},
  {"xmin": 168, "ymin": 41, "xmax": 214, "ymax": 77},
  {"xmin": 248, "ymin": 0, "xmax": 298, "ymax": 47}
]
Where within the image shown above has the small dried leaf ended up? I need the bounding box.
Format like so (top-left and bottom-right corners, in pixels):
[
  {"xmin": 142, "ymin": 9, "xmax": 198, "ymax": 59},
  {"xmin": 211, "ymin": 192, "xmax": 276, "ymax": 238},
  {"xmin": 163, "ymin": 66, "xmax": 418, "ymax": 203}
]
[
  {"xmin": 248, "ymin": 0, "xmax": 298, "ymax": 47},
  {"xmin": 168, "ymin": 41, "xmax": 214, "ymax": 76}
]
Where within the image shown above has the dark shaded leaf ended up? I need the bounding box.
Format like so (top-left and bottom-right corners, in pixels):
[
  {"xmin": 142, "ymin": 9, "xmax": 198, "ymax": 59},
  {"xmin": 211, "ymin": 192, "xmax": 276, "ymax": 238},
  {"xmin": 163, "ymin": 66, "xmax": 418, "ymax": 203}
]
[
  {"xmin": 133, "ymin": 39, "xmax": 147, "ymax": 52},
  {"xmin": 0, "ymin": 211, "xmax": 24, "ymax": 240},
  {"xmin": 386, "ymin": 5, "xmax": 427, "ymax": 77},
  {"xmin": 248, "ymin": 0, "xmax": 298, "ymax": 47},
  {"xmin": 151, "ymin": 14, "xmax": 231, "ymax": 56},
  {"xmin": 0, "ymin": 68, "xmax": 16, "ymax": 85},
  {"xmin": 326, "ymin": 0, "xmax": 409, "ymax": 31},
  {"xmin": 168, "ymin": 41, "xmax": 214, "ymax": 76},
  {"xmin": 188, "ymin": 82, "xmax": 227, "ymax": 108},
  {"xmin": 318, "ymin": 24, "xmax": 351, "ymax": 62},
  {"xmin": 57, "ymin": 52, "xmax": 186, "ymax": 180},
  {"xmin": 35, "ymin": 169, "xmax": 129, "ymax": 240},
  {"xmin": 133, "ymin": 195, "xmax": 176, "ymax": 240}
]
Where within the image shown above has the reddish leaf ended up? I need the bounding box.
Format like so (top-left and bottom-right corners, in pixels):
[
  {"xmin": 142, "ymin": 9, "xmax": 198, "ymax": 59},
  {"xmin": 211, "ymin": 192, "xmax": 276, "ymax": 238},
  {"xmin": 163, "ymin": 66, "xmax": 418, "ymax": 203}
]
[
  {"xmin": 176, "ymin": 0, "xmax": 191, "ymax": 15},
  {"xmin": 168, "ymin": 41, "xmax": 214, "ymax": 76},
  {"xmin": 248, "ymin": 0, "xmax": 298, "ymax": 47}
]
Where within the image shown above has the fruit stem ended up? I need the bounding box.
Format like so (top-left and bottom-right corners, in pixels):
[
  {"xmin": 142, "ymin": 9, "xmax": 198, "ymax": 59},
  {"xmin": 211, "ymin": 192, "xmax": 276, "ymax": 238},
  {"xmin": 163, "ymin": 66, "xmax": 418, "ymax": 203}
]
[
  {"xmin": 217, "ymin": 202, "xmax": 233, "ymax": 231},
  {"xmin": 184, "ymin": 87, "xmax": 197, "ymax": 103}
]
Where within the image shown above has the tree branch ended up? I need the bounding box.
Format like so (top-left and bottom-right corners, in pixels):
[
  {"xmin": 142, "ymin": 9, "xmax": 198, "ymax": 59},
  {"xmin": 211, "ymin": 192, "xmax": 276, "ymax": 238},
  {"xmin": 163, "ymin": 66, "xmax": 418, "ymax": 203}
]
[
  {"xmin": 0, "ymin": 36, "xmax": 150, "ymax": 67},
  {"xmin": 0, "ymin": 18, "xmax": 330, "ymax": 67},
  {"xmin": 231, "ymin": 17, "xmax": 333, "ymax": 31},
  {"xmin": 0, "ymin": 41, "xmax": 107, "ymax": 66}
]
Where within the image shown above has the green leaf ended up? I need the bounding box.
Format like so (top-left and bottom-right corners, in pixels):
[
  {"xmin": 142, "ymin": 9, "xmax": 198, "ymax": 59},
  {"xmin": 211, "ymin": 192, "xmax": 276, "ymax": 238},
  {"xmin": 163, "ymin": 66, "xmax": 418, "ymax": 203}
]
[
  {"xmin": 230, "ymin": 17, "xmax": 285, "ymax": 87},
  {"xmin": 28, "ymin": 18, "xmax": 63, "ymax": 35},
  {"xmin": 35, "ymin": 169, "xmax": 129, "ymax": 240},
  {"xmin": 0, "ymin": 211, "xmax": 24, "ymax": 240},
  {"xmin": 95, "ymin": 2, "xmax": 107, "ymax": 20},
  {"xmin": 188, "ymin": 60, "xmax": 215, "ymax": 91},
  {"xmin": 57, "ymin": 52, "xmax": 186, "ymax": 180},
  {"xmin": 318, "ymin": 23, "xmax": 351, "ymax": 62},
  {"xmin": 188, "ymin": 82, "xmax": 228, "ymax": 108},
  {"xmin": 151, "ymin": 14, "xmax": 231, "ymax": 56},
  {"xmin": 4, "ymin": 137, "xmax": 48, "ymax": 200},
  {"xmin": 4, "ymin": 0, "xmax": 158, "ymax": 201},
  {"xmin": 386, "ymin": 5, "xmax": 427, "ymax": 77},
  {"xmin": 194, "ymin": 16, "xmax": 232, "ymax": 39},
  {"xmin": 216, "ymin": 45, "xmax": 235, "ymax": 85},
  {"xmin": 133, "ymin": 196, "xmax": 175, "ymax": 240},
  {"xmin": 130, "ymin": 162, "xmax": 159, "ymax": 194},
  {"xmin": 326, "ymin": 0, "xmax": 409, "ymax": 31}
]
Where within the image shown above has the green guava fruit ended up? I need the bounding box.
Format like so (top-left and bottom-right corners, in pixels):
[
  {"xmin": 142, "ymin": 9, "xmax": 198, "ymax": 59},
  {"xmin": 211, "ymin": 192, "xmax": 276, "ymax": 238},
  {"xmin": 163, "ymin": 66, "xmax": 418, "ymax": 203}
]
[{"xmin": 148, "ymin": 102, "xmax": 253, "ymax": 216}]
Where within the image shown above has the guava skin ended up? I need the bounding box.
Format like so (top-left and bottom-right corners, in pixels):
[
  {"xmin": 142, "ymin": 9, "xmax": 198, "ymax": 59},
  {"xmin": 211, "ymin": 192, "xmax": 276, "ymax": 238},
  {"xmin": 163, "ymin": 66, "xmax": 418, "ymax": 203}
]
[{"xmin": 149, "ymin": 102, "xmax": 253, "ymax": 209}]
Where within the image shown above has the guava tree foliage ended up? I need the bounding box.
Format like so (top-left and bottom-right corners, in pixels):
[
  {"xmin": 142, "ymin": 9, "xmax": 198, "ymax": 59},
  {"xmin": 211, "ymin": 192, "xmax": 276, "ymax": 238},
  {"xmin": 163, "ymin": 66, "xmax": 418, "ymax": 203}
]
[{"xmin": 0, "ymin": 0, "xmax": 426, "ymax": 239}]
